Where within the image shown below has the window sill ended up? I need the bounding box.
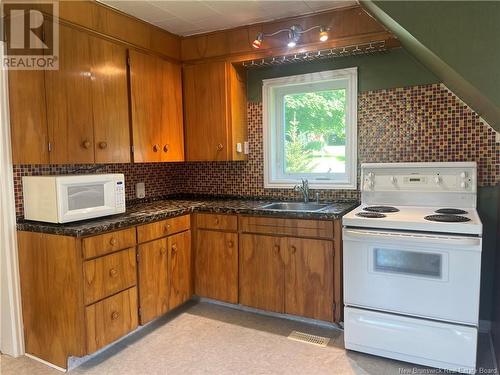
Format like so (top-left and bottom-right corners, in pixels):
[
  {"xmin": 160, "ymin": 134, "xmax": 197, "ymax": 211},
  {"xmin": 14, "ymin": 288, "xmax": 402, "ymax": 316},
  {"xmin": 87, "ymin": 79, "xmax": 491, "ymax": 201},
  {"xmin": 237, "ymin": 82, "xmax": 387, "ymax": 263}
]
[{"xmin": 264, "ymin": 180, "xmax": 357, "ymax": 190}]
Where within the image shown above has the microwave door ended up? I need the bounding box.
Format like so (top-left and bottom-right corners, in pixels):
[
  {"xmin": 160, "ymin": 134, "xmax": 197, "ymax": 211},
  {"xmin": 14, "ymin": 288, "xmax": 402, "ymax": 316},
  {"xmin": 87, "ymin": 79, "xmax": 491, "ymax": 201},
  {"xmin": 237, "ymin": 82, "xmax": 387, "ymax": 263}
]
[{"xmin": 58, "ymin": 181, "xmax": 117, "ymax": 222}]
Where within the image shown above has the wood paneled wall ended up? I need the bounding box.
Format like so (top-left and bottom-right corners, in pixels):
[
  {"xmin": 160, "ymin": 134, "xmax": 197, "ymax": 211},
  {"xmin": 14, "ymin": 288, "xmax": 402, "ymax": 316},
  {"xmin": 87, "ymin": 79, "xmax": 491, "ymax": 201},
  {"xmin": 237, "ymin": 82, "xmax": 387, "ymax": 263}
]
[{"xmin": 181, "ymin": 6, "xmax": 399, "ymax": 62}]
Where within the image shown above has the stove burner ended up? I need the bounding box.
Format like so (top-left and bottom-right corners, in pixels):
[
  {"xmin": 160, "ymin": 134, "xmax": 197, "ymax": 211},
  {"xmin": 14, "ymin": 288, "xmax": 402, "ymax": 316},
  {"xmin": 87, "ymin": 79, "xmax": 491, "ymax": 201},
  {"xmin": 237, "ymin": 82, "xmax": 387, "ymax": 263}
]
[
  {"xmin": 435, "ymin": 208, "xmax": 468, "ymax": 215},
  {"xmin": 424, "ymin": 214, "xmax": 471, "ymax": 223},
  {"xmin": 356, "ymin": 212, "xmax": 386, "ymax": 218},
  {"xmin": 363, "ymin": 206, "xmax": 400, "ymax": 213}
]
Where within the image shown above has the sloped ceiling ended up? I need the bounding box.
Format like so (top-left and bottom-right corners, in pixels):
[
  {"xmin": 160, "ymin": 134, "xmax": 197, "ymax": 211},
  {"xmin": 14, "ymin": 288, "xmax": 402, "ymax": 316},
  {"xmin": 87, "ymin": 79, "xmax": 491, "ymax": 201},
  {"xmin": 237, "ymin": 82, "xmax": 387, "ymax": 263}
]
[{"xmin": 361, "ymin": 0, "xmax": 500, "ymax": 133}]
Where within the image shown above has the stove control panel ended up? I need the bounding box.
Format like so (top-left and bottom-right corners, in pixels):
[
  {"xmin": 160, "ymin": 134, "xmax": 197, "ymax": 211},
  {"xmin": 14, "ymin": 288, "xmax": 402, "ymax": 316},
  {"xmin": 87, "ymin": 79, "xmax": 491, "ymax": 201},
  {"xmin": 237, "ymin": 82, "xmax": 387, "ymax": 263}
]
[{"xmin": 362, "ymin": 162, "xmax": 476, "ymax": 193}]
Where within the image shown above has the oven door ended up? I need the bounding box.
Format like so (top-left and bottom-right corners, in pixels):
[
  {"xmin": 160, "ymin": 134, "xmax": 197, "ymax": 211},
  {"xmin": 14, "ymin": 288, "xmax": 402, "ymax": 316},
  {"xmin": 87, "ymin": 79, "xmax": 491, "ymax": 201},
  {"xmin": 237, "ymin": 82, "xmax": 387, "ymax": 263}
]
[
  {"xmin": 57, "ymin": 176, "xmax": 121, "ymax": 223},
  {"xmin": 343, "ymin": 228, "xmax": 481, "ymax": 325}
]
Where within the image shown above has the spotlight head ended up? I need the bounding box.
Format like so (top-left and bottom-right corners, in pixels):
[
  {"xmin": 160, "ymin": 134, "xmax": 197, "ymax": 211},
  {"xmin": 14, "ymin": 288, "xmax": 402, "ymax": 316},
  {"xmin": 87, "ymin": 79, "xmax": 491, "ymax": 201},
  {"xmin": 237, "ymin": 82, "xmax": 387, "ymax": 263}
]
[
  {"xmin": 319, "ymin": 26, "xmax": 329, "ymax": 42},
  {"xmin": 252, "ymin": 32, "xmax": 263, "ymax": 49}
]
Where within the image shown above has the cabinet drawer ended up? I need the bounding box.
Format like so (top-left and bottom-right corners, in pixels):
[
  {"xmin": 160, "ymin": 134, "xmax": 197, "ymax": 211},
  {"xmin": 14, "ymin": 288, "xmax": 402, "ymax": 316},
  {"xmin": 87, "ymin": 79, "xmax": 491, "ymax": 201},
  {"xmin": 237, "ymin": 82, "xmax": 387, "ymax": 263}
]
[
  {"xmin": 83, "ymin": 228, "xmax": 136, "ymax": 259},
  {"xmin": 85, "ymin": 287, "xmax": 138, "ymax": 354},
  {"xmin": 195, "ymin": 213, "xmax": 237, "ymax": 231},
  {"xmin": 239, "ymin": 216, "xmax": 333, "ymax": 239},
  {"xmin": 83, "ymin": 248, "xmax": 137, "ymax": 305},
  {"xmin": 137, "ymin": 215, "xmax": 190, "ymax": 243}
]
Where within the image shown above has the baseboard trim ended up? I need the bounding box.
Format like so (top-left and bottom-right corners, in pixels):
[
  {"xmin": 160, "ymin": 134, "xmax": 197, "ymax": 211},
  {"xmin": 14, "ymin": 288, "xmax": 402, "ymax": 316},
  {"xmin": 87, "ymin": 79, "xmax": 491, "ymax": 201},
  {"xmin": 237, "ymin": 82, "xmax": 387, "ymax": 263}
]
[
  {"xmin": 25, "ymin": 353, "xmax": 66, "ymax": 373},
  {"xmin": 194, "ymin": 296, "xmax": 342, "ymax": 330}
]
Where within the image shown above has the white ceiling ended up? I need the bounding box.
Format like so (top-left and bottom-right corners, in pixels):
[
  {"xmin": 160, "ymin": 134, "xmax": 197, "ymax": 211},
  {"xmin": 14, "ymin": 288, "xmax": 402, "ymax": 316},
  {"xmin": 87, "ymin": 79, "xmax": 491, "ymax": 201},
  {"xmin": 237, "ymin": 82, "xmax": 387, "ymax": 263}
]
[{"xmin": 100, "ymin": 0, "xmax": 357, "ymax": 36}]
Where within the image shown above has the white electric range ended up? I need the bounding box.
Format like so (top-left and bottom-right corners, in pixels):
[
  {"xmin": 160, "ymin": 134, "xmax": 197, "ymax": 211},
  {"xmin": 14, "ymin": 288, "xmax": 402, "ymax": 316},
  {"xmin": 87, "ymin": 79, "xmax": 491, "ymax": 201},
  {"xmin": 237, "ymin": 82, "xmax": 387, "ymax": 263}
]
[{"xmin": 342, "ymin": 162, "xmax": 482, "ymax": 374}]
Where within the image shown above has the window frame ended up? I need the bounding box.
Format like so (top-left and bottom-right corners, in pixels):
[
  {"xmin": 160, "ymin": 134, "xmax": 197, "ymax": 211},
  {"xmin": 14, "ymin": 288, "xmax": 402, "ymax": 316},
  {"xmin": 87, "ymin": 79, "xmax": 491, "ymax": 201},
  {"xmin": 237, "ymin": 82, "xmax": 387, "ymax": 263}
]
[{"xmin": 262, "ymin": 67, "xmax": 358, "ymax": 190}]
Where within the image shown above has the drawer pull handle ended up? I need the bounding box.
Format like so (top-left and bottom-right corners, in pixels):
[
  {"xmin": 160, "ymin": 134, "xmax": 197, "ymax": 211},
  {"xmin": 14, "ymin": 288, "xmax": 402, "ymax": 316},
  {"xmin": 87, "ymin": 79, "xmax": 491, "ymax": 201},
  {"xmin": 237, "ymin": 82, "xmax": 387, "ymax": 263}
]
[
  {"xmin": 98, "ymin": 141, "xmax": 107, "ymax": 149},
  {"xmin": 214, "ymin": 218, "xmax": 220, "ymax": 225},
  {"xmin": 164, "ymin": 224, "xmax": 171, "ymax": 232},
  {"xmin": 111, "ymin": 311, "xmax": 120, "ymax": 320},
  {"xmin": 160, "ymin": 247, "xmax": 167, "ymax": 255},
  {"xmin": 228, "ymin": 240, "xmax": 234, "ymax": 248},
  {"xmin": 217, "ymin": 143, "xmax": 223, "ymax": 151},
  {"xmin": 109, "ymin": 268, "xmax": 118, "ymax": 277},
  {"xmin": 163, "ymin": 144, "xmax": 169, "ymax": 152},
  {"xmin": 82, "ymin": 140, "xmax": 91, "ymax": 149},
  {"xmin": 291, "ymin": 245, "xmax": 297, "ymax": 254},
  {"xmin": 109, "ymin": 238, "xmax": 117, "ymax": 246},
  {"xmin": 171, "ymin": 244, "xmax": 177, "ymax": 254},
  {"xmin": 153, "ymin": 144, "xmax": 159, "ymax": 152}
]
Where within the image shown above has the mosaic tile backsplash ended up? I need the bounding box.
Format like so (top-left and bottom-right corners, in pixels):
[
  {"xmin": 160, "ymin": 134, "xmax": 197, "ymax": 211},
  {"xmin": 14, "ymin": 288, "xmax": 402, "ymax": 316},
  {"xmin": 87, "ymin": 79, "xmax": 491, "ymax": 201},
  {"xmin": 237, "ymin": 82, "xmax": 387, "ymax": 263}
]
[{"xmin": 13, "ymin": 83, "xmax": 500, "ymax": 218}]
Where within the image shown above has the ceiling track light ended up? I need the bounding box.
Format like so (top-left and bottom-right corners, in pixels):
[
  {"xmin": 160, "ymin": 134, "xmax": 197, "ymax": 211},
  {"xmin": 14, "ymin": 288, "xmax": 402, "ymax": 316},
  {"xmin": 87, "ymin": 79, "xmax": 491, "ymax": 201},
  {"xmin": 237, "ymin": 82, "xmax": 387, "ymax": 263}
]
[{"xmin": 252, "ymin": 24, "xmax": 330, "ymax": 49}]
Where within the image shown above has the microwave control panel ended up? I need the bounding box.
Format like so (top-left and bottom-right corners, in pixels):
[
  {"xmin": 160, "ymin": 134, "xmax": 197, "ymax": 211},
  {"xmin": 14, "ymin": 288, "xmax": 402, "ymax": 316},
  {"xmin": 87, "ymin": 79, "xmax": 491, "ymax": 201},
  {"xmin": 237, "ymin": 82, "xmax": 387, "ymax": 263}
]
[{"xmin": 115, "ymin": 181, "xmax": 126, "ymax": 211}]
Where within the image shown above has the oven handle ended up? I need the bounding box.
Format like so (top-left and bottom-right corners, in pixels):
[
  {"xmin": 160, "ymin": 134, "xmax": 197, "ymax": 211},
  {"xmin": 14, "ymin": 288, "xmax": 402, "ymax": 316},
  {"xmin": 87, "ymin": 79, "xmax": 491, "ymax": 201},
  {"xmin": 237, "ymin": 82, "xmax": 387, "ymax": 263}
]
[{"xmin": 343, "ymin": 229, "xmax": 481, "ymax": 248}]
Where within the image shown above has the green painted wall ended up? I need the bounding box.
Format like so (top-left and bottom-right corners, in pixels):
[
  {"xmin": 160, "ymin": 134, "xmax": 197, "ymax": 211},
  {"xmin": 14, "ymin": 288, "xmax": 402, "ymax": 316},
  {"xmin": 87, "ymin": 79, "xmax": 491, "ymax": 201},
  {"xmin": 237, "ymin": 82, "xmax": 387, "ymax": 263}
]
[
  {"xmin": 365, "ymin": 0, "xmax": 500, "ymax": 131},
  {"xmin": 247, "ymin": 48, "xmax": 438, "ymax": 102}
]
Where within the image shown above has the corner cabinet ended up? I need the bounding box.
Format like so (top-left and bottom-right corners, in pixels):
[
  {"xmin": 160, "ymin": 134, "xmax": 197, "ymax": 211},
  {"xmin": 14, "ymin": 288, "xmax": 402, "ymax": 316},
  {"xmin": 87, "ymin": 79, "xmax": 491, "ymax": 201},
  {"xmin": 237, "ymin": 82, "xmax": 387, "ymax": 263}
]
[
  {"xmin": 183, "ymin": 61, "xmax": 247, "ymax": 161},
  {"xmin": 128, "ymin": 50, "xmax": 184, "ymax": 163}
]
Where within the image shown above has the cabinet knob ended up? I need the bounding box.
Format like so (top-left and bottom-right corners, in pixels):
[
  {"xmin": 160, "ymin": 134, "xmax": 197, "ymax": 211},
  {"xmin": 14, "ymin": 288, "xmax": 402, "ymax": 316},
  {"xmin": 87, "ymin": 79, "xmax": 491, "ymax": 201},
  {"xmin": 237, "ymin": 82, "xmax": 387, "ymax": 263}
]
[
  {"xmin": 109, "ymin": 238, "xmax": 117, "ymax": 246},
  {"xmin": 273, "ymin": 245, "xmax": 280, "ymax": 254},
  {"xmin": 291, "ymin": 245, "xmax": 297, "ymax": 254},
  {"xmin": 214, "ymin": 218, "xmax": 220, "ymax": 225},
  {"xmin": 217, "ymin": 143, "xmax": 223, "ymax": 151},
  {"xmin": 153, "ymin": 144, "xmax": 159, "ymax": 152},
  {"xmin": 228, "ymin": 240, "xmax": 234, "ymax": 248},
  {"xmin": 160, "ymin": 247, "xmax": 167, "ymax": 255},
  {"xmin": 82, "ymin": 140, "xmax": 91, "ymax": 149},
  {"xmin": 171, "ymin": 244, "xmax": 177, "ymax": 253},
  {"xmin": 163, "ymin": 144, "xmax": 169, "ymax": 152},
  {"xmin": 98, "ymin": 141, "xmax": 108, "ymax": 149},
  {"xmin": 109, "ymin": 268, "xmax": 118, "ymax": 277},
  {"xmin": 164, "ymin": 224, "xmax": 171, "ymax": 232},
  {"xmin": 111, "ymin": 311, "xmax": 120, "ymax": 320}
]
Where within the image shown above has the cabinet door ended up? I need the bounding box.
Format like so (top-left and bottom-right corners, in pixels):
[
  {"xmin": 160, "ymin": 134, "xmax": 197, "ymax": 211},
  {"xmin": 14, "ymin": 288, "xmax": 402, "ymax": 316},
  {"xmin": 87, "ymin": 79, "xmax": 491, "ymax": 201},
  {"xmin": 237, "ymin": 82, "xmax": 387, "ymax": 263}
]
[
  {"xmin": 137, "ymin": 238, "xmax": 169, "ymax": 324},
  {"xmin": 129, "ymin": 50, "xmax": 184, "ymax": 162},
  {"xmin": 168, "ymin": 230, "xmax": 192, "ymax": 309},
  {"xmin": 8, "ymin": 70, "xmax": 49, "ymax": 164},
  {"xmin": 183, "ymin": 62, "xmax": 228, "ymax": 161},
  {"xmin": 195, "ymin": 229, "xmax": 237, "ymax": 303},
  {"xmin": 239, "ymin": 234, "xmax": 285, "ymax": 313},
  {"xmin": 285, "ymin": 237, "xmax": 334, "ymax": 322},
  {"xmin": 45, "ymin": 24, "xmax": 94, "ymax": 164},
  {"xmin": 90, "ymin": 35, "xmax": 130, "ymax": 163}
]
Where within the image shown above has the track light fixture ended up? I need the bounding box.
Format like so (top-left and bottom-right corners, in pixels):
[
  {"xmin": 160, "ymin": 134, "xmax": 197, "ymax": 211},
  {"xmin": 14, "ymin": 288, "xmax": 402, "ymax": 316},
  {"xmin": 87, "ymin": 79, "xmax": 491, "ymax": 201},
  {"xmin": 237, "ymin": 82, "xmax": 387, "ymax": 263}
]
[{"xmin": 252, "ymin": 24, "xmax": 330, "ymax": 49}]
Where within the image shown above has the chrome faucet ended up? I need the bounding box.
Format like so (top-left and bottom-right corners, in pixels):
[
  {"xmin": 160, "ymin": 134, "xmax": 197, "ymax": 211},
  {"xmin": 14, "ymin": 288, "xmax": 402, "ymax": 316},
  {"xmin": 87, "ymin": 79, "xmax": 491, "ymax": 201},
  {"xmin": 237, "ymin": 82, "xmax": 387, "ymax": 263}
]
[{"xmin": 294, "ymin": 179, "xmax": 310, "ymax": 203}]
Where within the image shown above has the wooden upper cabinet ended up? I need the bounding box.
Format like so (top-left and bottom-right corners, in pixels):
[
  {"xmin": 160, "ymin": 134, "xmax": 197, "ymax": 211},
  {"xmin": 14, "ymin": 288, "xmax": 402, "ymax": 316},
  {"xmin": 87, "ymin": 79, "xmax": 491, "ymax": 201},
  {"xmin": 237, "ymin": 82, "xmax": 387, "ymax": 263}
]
[
  {"xmin": 89, "ymin": 35, "xmax": 130, "ymax": 163},
  {"xmin": 45, "ymin": 24, "xmax": 94, "ymax": 164},
  {"xmin": 129, "ymin": 50, "xmax": 184, "ymax": 163},
  {"xmin": 8, "ymin": 70, "xmax": 49, "ymax": 164},
  {"xmin": 183, "ymin": 61, "xmax": 247, "ymax": 161}
]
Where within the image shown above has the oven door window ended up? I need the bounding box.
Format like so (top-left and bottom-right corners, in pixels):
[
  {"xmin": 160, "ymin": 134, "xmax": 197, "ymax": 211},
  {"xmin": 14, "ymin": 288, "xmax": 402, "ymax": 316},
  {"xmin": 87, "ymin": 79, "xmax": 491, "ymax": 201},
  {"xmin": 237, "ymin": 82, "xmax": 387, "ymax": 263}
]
[
  {"xmin": 373, "ymin": 248, "xmax": 442, "ymax": 279},
  {"xmin": 67, "ymin": 184, "xmax": 105, "ymax": 210}
]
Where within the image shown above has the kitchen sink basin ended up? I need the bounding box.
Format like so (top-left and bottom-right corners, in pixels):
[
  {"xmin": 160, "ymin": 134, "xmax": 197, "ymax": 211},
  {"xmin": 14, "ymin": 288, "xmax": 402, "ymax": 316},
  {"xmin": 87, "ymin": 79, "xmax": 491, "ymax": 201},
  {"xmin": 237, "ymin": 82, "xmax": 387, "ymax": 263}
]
[{"xmin": 259, "ymin": 202, "xmax": 330, "ymax": 212}]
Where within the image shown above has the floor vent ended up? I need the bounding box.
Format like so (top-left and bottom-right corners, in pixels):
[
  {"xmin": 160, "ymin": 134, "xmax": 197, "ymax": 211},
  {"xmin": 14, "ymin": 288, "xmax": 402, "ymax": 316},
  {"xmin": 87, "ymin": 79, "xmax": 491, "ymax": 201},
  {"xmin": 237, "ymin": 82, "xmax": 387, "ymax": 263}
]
[{"xmin": 287, "ymin": 331, "xmax": 330, "ymax": 347}]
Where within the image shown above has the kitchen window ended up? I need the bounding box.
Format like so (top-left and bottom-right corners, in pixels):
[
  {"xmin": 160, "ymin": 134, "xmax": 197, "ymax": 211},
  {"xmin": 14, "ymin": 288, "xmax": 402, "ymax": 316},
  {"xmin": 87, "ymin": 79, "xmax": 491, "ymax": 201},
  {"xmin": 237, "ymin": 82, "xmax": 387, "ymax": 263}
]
[{"xmin": 263, "ymin": 68, "xmax": 357, "ymax": 189}]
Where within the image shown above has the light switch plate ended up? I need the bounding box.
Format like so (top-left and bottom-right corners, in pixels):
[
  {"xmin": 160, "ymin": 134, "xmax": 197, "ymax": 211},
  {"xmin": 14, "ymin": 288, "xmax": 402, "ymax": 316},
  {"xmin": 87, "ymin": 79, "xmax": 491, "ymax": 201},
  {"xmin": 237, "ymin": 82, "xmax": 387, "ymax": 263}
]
[
  {"xmin": 136, "ymin": 182, "xmax": 145, "ymax": 199},
  {"xmin": 236, "ymin": 143, "xmax": 243, "ymax": 153},
  {"xmin": 244, "ymin": 141, "xmax": 249, "ymax": 155}
]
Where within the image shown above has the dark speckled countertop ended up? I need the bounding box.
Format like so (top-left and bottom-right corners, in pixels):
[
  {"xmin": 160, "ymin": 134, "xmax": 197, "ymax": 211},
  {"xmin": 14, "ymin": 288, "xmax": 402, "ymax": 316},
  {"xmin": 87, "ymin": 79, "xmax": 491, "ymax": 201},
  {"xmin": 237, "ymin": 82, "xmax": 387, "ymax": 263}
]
[{"xmin": 16, "ymin": 198, "xmax": 358, "ymax": 237}]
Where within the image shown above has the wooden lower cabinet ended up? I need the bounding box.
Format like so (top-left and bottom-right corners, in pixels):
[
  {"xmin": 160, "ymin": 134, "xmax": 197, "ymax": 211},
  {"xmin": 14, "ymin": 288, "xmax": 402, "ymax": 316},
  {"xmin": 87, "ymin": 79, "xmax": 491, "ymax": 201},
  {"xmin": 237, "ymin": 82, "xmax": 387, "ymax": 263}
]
[
  {"xmin": 137, "ymin": 238, "xmax": 170, "ymax": 324},
  {"xmin": 85, "ymin": 287, "xmax": 138, "ymax": 353},
  {"xmin": 239, "ymin": 234, "xmax": 285, "ymax": 313},
  {"xmin": 168, "ymin": 230, "xmax": 192, "ymax": 309},
  {"xmin": 195, "ymin": 229, "xmax": 238, "ymax": 303},
  {"xmin": 239, "ymin": 233, "xmax": 335, "ymax": 322},
  {"xmin": 285, "ymin": 237, "xmax": 334, "ymax": 322},
  {"xmin": 137, "ymin": 229, "xmax": 193, "ymax": 324}
]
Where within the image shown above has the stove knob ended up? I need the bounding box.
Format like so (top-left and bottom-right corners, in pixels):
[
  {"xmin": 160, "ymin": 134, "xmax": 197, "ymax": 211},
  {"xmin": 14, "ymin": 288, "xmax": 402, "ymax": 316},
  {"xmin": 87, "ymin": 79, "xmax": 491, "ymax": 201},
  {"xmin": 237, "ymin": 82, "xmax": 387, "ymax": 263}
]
[
  {"xmin": 460, "ymin": 172, "xmax": 467, "ymax": 179},
  {"xmin": 434, "ymin": 176, "xmax": 442, "ymax": 184},
  {"xmin": 461, "ymin": 181, "xmax": 467, "ymax": 189},
  {"xmin": 389, "ymin": 176, "xmax": 397, "ymax": 184}
]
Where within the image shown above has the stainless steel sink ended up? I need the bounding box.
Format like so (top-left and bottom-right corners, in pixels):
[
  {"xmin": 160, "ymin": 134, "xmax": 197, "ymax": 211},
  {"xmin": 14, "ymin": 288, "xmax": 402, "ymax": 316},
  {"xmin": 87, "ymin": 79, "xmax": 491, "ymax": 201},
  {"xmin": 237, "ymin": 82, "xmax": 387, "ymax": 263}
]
[{"xmin": 259, "ymin": 202, "xmax": 330, "ymax": 212}]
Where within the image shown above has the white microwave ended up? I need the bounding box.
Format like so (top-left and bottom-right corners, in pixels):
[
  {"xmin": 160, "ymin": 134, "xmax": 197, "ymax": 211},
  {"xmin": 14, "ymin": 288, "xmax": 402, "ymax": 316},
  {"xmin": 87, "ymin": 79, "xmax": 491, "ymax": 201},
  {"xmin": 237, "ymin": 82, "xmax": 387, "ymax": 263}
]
[{"xmin": 22, "ymin": 174, "xmax": 126, "ymax": 223}]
